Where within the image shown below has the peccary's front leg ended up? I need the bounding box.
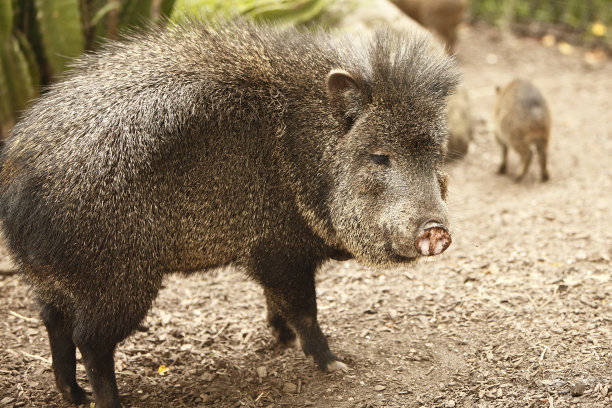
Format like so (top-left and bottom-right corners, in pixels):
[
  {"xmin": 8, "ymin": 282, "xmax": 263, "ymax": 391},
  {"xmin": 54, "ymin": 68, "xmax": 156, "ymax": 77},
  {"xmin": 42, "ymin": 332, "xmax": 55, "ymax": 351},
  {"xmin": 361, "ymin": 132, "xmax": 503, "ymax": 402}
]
[
  {"xmin": 497, "ymin": 142, "xmax": 508, "ymax": 175},
  {"xmin": 255, "ymin": 258, "xmax": 347, "ymax": 372}
]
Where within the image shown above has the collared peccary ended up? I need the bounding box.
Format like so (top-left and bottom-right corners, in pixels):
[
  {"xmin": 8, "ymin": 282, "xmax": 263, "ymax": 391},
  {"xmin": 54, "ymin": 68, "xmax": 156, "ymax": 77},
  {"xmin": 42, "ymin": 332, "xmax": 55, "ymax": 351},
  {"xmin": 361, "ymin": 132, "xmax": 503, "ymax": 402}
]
[
  {"xmin": 445, "ymin": 85, "xmax": 473, "ymax": 161},
  {"xmin": 390, "ymin": 0, "xmax": 466, "ymax": 52},
  {"xmin": 0, "ymin": 20, "xmax": 458, "ymax": 408},
  {"xmin": 494, "ymin": 79, "xmax": 551, "ymax": 182}
]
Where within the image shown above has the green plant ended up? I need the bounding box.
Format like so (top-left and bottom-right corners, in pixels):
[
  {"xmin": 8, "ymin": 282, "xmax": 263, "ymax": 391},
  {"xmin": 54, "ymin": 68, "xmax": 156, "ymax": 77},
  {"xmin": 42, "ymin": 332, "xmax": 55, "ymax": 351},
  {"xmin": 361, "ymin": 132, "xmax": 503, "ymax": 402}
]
[
  {"xmin": 0, "ymin": 0, "xmax": 175, "ymax": 138},
  {"xmin": 469, "ymin": 0, "xmax": 612, "ymax": 52},
  {"xmin": 0, "ymin": 0, "xmax": 333, "ymax": 138},
  {"xmin": 171, "ymin": 0, "xmax": 330, "ymax": 26},
  {"xmin": 469, "ymin": 0, "xmax": 612, "ymax": 29}
]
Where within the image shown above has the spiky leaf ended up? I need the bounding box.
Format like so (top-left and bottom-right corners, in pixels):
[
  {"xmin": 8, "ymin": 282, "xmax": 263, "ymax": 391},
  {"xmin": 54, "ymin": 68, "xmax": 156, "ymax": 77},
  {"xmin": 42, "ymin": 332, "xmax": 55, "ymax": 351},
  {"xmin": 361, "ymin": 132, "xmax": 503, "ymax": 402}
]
[
  {"xmin": 35, "ymin": 0, "xmax": 85, "ymax": 76},
  {"xmin": 15, "ymin": 31, "xmax": 40, "ymax": 93},
  {"xmin": 0, "ymin": 47, "xmax": 12, "ymax": 137},
  {"xmin": 90, "ymin": 1, "xmax": 121, "ymax": 27},
  {"xmin": 248, "ymin": 0, "xmax": 328, "ymax": 25},
  {"xmin": 171, "ymin": 0, "xmax": 329, "ymax": 24},
  {"xmin": 120, "ymin": 0, "xmax": 154, "ymax": 29},
  {"xmin": 0, "ymin": 36, "xmax": 37, "ymax": 121},
  {"xmin": 160, "ymin": 0, "xmax": 177, "ymax": 19},
  {"xmin": 0, "ymin": 0, "xmax": 12, "ymax": 45}
]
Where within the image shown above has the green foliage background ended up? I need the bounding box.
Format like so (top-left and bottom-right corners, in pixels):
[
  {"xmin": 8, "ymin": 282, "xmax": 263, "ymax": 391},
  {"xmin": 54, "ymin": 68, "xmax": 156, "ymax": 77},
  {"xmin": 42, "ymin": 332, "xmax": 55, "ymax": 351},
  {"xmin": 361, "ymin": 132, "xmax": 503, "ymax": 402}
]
[
  {"xmin": 0, "ymin": 0, "xmax": 330, "ymax": 138},
  {"xmin": 0, "ymin": 0, "xmax": 176, "ymax": 138},
  {"xmin": 172, "ymin": 0, "xmax": 330, "ymax": 26},
  {"xmin": 470, "ymin": 0, "xmax": 612, "ymax": 38},
  {"xmin": 1, "ymin": 0, "xmax": 610, "ymax": 138}
]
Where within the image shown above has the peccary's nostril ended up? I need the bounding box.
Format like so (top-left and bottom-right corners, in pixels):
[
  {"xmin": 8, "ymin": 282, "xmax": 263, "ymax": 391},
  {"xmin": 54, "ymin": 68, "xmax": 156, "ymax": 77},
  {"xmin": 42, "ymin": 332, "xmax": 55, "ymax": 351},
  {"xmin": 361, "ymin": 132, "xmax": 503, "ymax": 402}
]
[
  {"xmin": 420, "ymin": 220, "xmax": 447, "ymax": 232},
  {"xmin": 414, "ymin": 221, "xmax": 451, "ymax": 256}
]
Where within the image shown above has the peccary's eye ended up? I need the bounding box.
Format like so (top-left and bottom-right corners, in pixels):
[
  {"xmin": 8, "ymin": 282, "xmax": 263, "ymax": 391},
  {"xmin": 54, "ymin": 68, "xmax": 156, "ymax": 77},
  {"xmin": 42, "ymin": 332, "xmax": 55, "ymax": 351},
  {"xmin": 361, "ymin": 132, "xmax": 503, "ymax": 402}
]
[{"xmin": 370, "ymin": 153, "xmax": 390, "ymax": 166}]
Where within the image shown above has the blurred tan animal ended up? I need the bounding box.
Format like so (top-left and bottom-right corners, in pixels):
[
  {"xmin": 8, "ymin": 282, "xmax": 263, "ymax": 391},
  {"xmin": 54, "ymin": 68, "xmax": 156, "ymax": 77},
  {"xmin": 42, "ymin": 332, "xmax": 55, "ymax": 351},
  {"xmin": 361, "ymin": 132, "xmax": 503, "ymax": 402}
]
[
  {"xmin": 334, "ymin": 0, "xmax": 430, "ymax": 38},
  {"xmin": 391, "ymin": 0, "xmax": 467, "ymax": 52},
  {"xmin": 445, "ymin": 86, "xmax": 473, "ymax": 161},
  {"xmin": 494, "ymin": 79, "xmax": 551, "ymax": 182}
]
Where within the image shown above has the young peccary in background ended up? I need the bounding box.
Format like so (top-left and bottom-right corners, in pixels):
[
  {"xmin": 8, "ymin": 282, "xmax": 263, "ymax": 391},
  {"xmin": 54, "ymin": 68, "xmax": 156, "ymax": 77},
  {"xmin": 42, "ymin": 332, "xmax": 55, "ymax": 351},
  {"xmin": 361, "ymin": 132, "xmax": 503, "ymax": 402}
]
[
  {"xmin": 445, "ymin": 85, "xmax": 473, "ymax": 161},
  {"xmin": 494, "ymin": 79, "xmax": 551, "ymax": 182},
  {"xmin": 0, "ymin": 20, "xmax": 458, "ymax": 408}
]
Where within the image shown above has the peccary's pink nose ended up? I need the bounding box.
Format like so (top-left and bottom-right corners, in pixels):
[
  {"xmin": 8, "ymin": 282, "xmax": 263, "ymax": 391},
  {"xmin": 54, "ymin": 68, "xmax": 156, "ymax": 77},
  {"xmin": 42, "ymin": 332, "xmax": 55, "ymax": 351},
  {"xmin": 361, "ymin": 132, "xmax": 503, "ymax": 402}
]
[{"xmin": 414, "ymin": 221, "xmax": 451, "ymax": 256}]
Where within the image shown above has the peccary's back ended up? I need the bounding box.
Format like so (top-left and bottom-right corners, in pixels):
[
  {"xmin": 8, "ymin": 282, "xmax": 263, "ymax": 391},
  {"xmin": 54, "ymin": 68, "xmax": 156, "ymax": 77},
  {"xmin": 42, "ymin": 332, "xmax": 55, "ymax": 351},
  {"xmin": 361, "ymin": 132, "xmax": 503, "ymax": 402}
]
[
  {"xmin": 496, "ymin": 79, "xmax": 550, "ymax": 137},
  {"xmin": 0, "ymin": 22, "xmax": 352, "ymax": 277}
]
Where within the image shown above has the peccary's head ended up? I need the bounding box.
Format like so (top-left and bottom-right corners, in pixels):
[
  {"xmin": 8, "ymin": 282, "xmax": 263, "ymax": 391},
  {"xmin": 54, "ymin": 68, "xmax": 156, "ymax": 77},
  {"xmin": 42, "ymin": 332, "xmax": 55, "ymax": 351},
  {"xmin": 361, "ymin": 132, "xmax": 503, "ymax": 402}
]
[{"xmin": 325, "ymin": 31, "xmax": 459, "ymax": 266}]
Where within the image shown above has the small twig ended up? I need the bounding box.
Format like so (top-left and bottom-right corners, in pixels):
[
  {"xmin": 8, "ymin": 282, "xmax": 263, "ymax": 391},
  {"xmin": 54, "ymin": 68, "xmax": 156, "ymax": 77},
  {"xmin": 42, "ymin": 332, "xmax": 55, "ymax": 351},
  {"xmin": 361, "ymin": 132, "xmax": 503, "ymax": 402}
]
[
  {"xmin": 22, "ymin": 351, "xmax": 51, "ymax": 364},
  {"xmin": 445, "ymin": 301, "xmax": 462, "ymax": 311},
  {"xmin": 538, "ymin": 287, "xmax": 557, "ymax": 309},
  {"xmin": 579, "ymin": 296, "xmax": 598, "ymax": 309},
  {"xmin": 9, "ymin": 310, "xmax": 39, "ymax": 323},
  {"xmin": 539, "ymin": 345, "xmax": 548, "ymax": 361},
  {"xmin": 0, "ymin": 268, "xmax": 17, "ymax": 276}
]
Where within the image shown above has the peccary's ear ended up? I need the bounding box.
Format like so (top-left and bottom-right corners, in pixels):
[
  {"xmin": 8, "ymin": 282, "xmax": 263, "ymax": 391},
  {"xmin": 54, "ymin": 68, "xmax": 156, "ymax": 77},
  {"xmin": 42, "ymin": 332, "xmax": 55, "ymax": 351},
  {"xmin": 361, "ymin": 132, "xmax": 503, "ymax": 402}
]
[{"xmin": 326, "ymin": 69, "xmax": 366, "ymax": 130}]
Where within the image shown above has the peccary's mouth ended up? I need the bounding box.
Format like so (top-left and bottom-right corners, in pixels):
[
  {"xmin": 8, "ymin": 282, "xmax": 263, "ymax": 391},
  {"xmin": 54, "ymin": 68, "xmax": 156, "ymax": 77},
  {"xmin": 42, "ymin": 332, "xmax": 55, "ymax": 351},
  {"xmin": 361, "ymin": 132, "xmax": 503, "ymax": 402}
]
[
  {"xmin": 390, "ymin": 254, "xmax": 418, "ymax": 264},
  {"xmin": 382, "ymin": 229, "xmax": 419, "ymax": 264}
]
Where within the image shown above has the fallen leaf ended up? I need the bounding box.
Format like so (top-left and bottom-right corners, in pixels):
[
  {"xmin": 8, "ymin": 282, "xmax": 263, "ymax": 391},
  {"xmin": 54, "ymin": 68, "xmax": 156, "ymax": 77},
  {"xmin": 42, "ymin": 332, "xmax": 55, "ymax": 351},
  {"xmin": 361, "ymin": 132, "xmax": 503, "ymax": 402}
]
[
  {"xmin": 558, "ymin": 42, "xmax": 573, "ymax": 55},
  {"xmin": 541, "ymin": 34, "xmax": 556, "ymax": 47},
  {"xmin": 592, "ymin": 22, "xmax": 607, "ymax": 37}
]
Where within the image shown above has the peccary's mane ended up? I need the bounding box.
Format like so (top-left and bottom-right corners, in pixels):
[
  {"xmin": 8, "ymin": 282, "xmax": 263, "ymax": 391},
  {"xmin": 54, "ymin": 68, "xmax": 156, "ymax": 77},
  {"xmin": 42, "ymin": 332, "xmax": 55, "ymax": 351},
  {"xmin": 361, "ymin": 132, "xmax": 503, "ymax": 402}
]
[
  {"xmin": 363, "ymin": 29, "xmax": 460, "ymax": 107},
  {"xmin": 44, "ymin": 18, "xmax": 458, "ymax": 152},
  {"xmin": 64, "ymin": 19, "xmax": 457, "ymax": 106}
]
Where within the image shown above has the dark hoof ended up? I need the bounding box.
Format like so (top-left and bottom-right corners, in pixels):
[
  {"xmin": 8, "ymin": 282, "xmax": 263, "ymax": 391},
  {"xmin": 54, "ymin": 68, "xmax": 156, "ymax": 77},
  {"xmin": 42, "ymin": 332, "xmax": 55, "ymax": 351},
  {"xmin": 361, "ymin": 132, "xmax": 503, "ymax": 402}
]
[
  {"xmin": 325, "ymin": 359, "xmax": 349, "ymax": 373},
  {"xmin": 309, "ymin": 349, "xmax": 348, "ymax": 373},
  {"xmin": 59, "ymin": 384, "xmax": 93, "ymax": 405}
]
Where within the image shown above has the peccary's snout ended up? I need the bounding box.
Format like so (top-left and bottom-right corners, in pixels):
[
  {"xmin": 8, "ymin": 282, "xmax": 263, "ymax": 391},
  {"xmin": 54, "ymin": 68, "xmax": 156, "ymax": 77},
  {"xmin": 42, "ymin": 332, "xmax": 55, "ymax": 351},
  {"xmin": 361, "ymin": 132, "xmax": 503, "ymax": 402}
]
[{"xmin": 414, "ymin": 221, "xmax": 452, "ymax": 256}]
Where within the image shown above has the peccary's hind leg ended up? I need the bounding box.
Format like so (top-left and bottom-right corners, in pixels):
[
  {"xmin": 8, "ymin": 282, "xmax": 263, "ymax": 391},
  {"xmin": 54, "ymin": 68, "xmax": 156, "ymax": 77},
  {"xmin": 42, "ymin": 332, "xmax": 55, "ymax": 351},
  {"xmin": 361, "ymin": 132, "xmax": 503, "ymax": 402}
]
[
  {"xmin": 255, "ymin": 256, "xmax": 347, "ymax": 373},
  {"xmin": 75, "ymin": 339, "xmax": 121, "ymax": 408},
  {"xmin": 265, "ymin": 293, "xmax": 296, "ymax": 347},
  {"xmin": 71, "ymin": 273, "xmax": 160, "ymax": 408},
  {"xmin": 40, "ymin": 302, "xmax": 92, "ymax": 405},
  {"xmin": 497, "ymin": 143, "xmax": 508, "ymax": 175},
  {"xmin": 514, "ymin": 146, "xmax": 533, "ymax": 182},
  {"xmin": 536, "ymin": 138, "xmax": 549, "ymax": 182}
]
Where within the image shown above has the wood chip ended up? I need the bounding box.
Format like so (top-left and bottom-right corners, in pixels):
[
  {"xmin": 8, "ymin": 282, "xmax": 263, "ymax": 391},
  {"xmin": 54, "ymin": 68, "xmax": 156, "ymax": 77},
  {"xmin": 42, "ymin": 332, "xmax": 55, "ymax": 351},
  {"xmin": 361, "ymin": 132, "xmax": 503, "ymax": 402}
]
[
  {"xmin": 256, "ymin": 366, "xmax": 267, "ymax": 378},
  {"xmin": 283, "ymin": 383, "xmax": 297, "ymax": 393}
]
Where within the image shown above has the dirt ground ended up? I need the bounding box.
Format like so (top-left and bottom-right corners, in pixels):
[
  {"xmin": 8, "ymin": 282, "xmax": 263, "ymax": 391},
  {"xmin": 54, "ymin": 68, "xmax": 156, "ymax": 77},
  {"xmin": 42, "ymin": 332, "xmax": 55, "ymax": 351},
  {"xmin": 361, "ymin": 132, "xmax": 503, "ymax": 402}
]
[{"xmin": 1, "ymin": 22, "xmax": 612, "ymax": 408}]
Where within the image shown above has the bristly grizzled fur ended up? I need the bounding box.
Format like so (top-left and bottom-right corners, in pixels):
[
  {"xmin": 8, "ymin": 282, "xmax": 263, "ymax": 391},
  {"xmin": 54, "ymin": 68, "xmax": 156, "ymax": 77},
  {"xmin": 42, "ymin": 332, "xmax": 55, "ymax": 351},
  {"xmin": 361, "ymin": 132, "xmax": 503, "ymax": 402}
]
[{"xmin": 0, "ymin": 19, "xmax": 458, "ymax": 407}]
